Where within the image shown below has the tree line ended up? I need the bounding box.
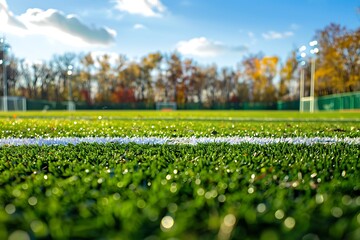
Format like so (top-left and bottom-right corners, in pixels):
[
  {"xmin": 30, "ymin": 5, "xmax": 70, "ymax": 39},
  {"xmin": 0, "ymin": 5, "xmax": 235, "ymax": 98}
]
[{"xmin": 0, "ymin": 24, "xmax": 359, "ymax": 105}]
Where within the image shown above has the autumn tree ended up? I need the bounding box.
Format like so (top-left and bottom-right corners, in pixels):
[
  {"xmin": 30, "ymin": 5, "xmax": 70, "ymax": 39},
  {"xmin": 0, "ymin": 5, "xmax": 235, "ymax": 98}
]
[
  {"xmin": 315, "ymin": 24, "xmax": 360, "ymax": 95},
  {"xmin": 139, "ymin": 52, "xmax": 162, "ymax": 103},
  {"xmin": 52, "ymin": 53, "xmax": 76, "ymax": 101},
  {"xmin": 167, "ymin": 52, "xmax": 183, "ymax": 103},
  {"xmin": 5, "ymin": 56, "xmax": 19, "ymax": 96},
  {"xmin": 79, "ymin": 53, "xmax": 94, "ymax": 103},
  {"xmin": 241, "ymin": 54, "xmax": 279, "ymax": 102},
  {"xmin": 279, "ymin": 50, "xmax": 299, "ymax": 100},
  {"xmin": 95, "ymin": 54, "xmax": 112, "ymax": 102}
]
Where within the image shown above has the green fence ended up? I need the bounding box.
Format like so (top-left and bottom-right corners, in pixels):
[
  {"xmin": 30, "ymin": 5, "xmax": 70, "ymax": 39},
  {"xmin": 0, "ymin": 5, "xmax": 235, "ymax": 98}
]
[
  {"xmin": 317, "ymin": 91, "xmax": 360, "ymax": 110},
  {"xmin": 25, "ymin": 91, "xmax": 360, "ymax": 111},
  {"xmin": 277, "ymin": 100, "xmax": 299, "ymax": 110}
]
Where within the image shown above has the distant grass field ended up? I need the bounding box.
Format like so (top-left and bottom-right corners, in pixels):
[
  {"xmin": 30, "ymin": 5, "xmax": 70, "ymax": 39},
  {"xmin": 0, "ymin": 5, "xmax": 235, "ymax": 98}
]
[
  {"xmin": 0, "ymin": 110, "xmax": 359, "ymax": 120},
  {"xmin": 0, "ymin": 110, "xmax": 359, "ymax": 239}
]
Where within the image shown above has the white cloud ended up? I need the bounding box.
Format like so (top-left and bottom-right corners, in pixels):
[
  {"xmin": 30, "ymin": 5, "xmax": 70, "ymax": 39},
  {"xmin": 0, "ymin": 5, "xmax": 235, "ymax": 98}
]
[
  {"xmin": 0, "ymin": 0, "xmax": 116, "ymax": 46},
  {"xmin": 133, "ymin": 23, "xmax": 146, "ymax": 30},
  {"xmin": 262, "ymin": 31, "xmax": 294, "ymax": 40},
  {"xmin": 0, "ymin": 0, "xmax": 27, "ymax": 32},
  {"xmin": 113, "ymin": 0, "xmax": 166, "ymax": 17},
  {"xmin": 176, "ymin": 37, "xmax": 247, "ymax": 57}
]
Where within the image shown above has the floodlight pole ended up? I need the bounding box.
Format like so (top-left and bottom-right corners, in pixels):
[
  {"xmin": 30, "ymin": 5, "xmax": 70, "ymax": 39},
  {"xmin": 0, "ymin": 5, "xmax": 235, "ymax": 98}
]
[
  {"xmin": 299, "ymin": 68, "xmax": 305, "ymax": 112},
  {"xmin": 298, "ymin": 45, "xmax": 307, "ymax": 113},
  {"xmin": 1, "ymin": 37, "xmax": 7, "ymax": 112},
  {"xmin": 67, "ymin": 65, "xmax": 73, "ymax": 111},
  {"xmin": 310, "ymin": 57, "xmax": 315, "ymax": 113}
]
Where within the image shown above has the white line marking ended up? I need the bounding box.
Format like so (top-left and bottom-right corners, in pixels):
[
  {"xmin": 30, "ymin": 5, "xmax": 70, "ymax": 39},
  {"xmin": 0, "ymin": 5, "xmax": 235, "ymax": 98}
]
[{"xmin": 0, "ymin": 137, "xmax": 359, "ymax": 146}]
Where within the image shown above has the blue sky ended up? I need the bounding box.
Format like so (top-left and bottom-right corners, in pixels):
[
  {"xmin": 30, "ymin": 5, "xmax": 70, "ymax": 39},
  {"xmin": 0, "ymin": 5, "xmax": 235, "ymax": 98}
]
[{"xmin": 0, "ymin": 0, "xmax": 359, "ymax": 68}]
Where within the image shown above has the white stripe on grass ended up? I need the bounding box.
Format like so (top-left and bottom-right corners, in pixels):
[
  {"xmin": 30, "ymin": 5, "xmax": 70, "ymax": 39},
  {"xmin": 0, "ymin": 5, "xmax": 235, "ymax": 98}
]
[{"xmin": 0, "ymin": 137, "xmax": 359, "ymax": 146}]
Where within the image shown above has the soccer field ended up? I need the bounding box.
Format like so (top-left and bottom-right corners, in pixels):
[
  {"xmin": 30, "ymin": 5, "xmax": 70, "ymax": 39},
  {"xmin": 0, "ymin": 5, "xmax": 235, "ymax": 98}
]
[{"xmin": 0, "ymin": 110, "xmax": 359, "ymax": 239}]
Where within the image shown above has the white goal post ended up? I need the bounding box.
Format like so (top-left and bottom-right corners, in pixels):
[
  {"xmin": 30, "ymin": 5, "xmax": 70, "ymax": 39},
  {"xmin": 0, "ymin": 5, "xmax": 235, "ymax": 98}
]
[
  {"xmin": 300, "ymin": 96, "xmax": 317, "ymax": 112},
  {"xmin": 156, "ymin": 102, "xmax": 177, "ymax": 111},
  {"xmin": 0, "ymin": 96, "xmax": 27, "ymax": 111}
]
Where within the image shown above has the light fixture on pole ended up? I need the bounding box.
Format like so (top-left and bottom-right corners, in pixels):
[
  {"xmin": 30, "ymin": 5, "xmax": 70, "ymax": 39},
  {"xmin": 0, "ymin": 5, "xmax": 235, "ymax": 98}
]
[
  {"xmin": 309, "ymin": 40, "xmax": 319, "ymax": 113},
  {"xmin": 297, "ymin": 41, "xmax": 319, "ymax": 113}
]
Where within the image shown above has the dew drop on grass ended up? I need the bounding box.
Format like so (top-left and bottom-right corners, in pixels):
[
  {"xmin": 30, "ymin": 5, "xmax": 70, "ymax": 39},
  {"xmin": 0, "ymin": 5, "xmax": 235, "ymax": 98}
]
[
  {"xmin": 205, "ymin": 191, "xmax": 212, "ymax": 199},
  {"xmin": 28, "ymin": 196, "xmax": 38, "ymax": 206},
  {"xmin": 257, "ymin": 203, "xmax": 266, "ymax": 213},
  {"xmin": 8, "ymin": 230, "xmax": 30, "ymax": 240},
  {"xmin": 137, "ymin": 199, "xmax": 146, "ymax": 209},
  {"xmin": 355, "ymin": 196, "xmax": 360, "ymax": 206},
  {"xmin": 170, "ymin": 183, "xmax": 177, "ymax": 193},
  {"xmin": 30, "ymin": 220, "xmax": 47, "ymax": 234},
  {"xmin": 12, "ymin": 189, "xmax": 21, "ymax": 197},
  {"xmin": 5, "ymin": 204, "xmax": 16, "ymax": 214},
  {"xmin": 161, "ymin": 216, "xmax": 174, "ymax": 230},
  {"xmin": 275, "ymin": 209, "xmax": 284, "ymax": 220},
  {"xmin": 315, "ymin": 194, "xmax": 324, "ymax": 204},
  {"xmin": 341, "ymin": 195, "xmax": 352, "ymax": 206},
  {"xmin": 218, "ymin": 195, "xmax": 226, "ymax": 203},
  {"xmin": 195, "ymin": 179, "xmax": 201, "ymax": 185},
  {"xmin": 331, "ymin": 207, "xmax": 343, "ymax": 218},
  {"xmin": 223, "ymin": 214, "xmax": 236, "ymax": 227},
  {"xmin": 197, "ymin": 188, "xmax": 205, "ymax": 196},
  {"xmin": 113, "ymin": 193, "xmax": 120, "ymax": 200},
  {"xmin": 284, "ymin": 217, "xmax": 296, "ymax": 229}
]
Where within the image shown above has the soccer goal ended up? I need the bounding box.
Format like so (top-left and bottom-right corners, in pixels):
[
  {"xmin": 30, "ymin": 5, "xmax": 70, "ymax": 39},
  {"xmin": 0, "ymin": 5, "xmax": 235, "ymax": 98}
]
[
  {"xmin": 0, "ymin": 96, "xmax": 27, "ymax": 111},
  {"xmin": 156, "ymin": 102, "xmax": 177, "ymax": 111},
  {"xmin": 68, "ymin": 101, "xmax": 76, "ymax": 111},
  {"xmin": 300, "ymin": 96, "xmax": 318, "ymax": 112}
]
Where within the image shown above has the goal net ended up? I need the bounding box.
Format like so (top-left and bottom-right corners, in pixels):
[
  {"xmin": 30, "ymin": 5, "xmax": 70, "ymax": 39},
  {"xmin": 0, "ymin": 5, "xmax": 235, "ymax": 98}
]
[
  {"xmin": 156, "ymin": 102, "xmax": 177, "ymax": 111},
  {"xmin": 0, "ymin": 96, "xmax": 27, "ymax": 111}
]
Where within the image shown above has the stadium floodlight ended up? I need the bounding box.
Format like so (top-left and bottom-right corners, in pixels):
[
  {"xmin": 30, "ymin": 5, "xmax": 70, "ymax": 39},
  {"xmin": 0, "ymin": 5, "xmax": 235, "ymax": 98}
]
[
  {"xmin": 309, "ymin": 40, "xmax": 318, "ymax": 47},
  {"xmin": 299, "ymin": 45, "xmax": 307, "ymax": 52},
  {"xmin": 309, "ymin": 40, "xmax": 319, "ymax": 113},
  {"xmin": 67, "ymin": 65, "xmax": 73, "ymax": 76},
  {"xmin": 297, "ymin": 40, "xmax": 320, "ymax": 113}
]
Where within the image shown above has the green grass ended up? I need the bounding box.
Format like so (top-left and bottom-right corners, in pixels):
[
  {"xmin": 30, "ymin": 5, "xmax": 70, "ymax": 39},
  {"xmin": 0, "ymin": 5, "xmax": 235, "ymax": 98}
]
[
  {"xmin": 0, "ymin": 117, "xmax": 359, "ymax": 138},
  {"xmin": 0, "ymin": 110, "xmax": 359, "ymax": 239},
  {"xmin": 0, "ymin": 143, "xmax": 359, "ymax": 239},
  {"xmin": 0, "ymin": 110, "xmax": 360, "ymax": 120}
]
